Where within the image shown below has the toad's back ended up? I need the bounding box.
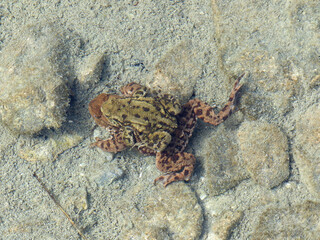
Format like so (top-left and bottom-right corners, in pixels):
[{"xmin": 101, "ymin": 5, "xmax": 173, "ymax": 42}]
[{"xmin": 101, "ymin": 96, "xmax": 178, "ymax": 133}]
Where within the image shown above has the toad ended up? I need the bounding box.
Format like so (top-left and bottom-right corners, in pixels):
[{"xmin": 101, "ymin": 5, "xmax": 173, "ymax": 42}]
[{"xmin": 89, "ymin": 74, "xmax": 243, "ymax": 186}]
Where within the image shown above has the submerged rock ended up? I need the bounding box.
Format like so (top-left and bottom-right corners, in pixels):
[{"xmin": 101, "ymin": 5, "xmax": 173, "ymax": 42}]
[
  {"xmin": 209, "ymin": 210, "xmax": 243, "ymax": 240},
  {"xmin": 0, "ymin": 24, "xmax": 70, "ymax": 134},
  {"xmin": 237, "ymin": 121, "xmax": 289, "ymax": 188},
  {"xmin": 77, "ymin": 52, "xmax": 106, "ymax": 91},
  {"xmin": 147, "ymin": 41, "xmax": 201, "ymax": 103},
  {"xmin": 293, "ymin": 103, "xmax": 320, "ymax": 198},
  {"xmin": 121, "ymin": 183, "xmax": 203, "ymax": 240},
  {"xmin": 203, "ymin": 126, "xmax": 248, "ymax": 196},
  {"xmin": 253, "ymin": 201, "xmax": 320, "ymax": 239},
  {"xmin": 17, "ymin": 130, "xmax": 83, "ymax": 162}
]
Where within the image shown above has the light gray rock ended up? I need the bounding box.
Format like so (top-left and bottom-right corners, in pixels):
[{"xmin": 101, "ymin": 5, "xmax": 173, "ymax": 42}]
[
  {"xmin": 253, "ymin": 201, "xmax": 320, "ymax": 239},
  {"xmin": 17, "ymin": 130, "xmax": 83, "ymax": 162},
  {"xmin": 91, "ymin": 163, "xmax": 124, "ymax": 186},
  {"xmin": 293, "ymin": 103, "xmax": 320, "ymax": 198},
  {"xmin": 237, "ymin": 121, "xmax": 289, "ymax": 188},
  {"xmin": 121, "ymin": 182, "xmax": 203, "ymax": 240},
  {"xmin": 209, "ymin": 210, "xmax": 243, "ymax": 240},
  {"xmin": 147, "ymin": 41, "xmax": 201, "ymax": 103},
  {"xmin": 203, "ymin": 126, "xmax": 249, "ymax": 196},
  {"xmin": 77, "ymin": 52, "xmax": 106, "ymax": 91},
  {"xmin": 0, "ymin": 24, "xmax": 70, "ymax": 134}
]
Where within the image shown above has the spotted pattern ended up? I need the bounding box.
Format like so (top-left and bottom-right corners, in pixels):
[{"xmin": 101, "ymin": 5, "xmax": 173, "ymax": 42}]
[{"xmin": 89, "ymin": 74, "xmax": 244, "ymax": 187}]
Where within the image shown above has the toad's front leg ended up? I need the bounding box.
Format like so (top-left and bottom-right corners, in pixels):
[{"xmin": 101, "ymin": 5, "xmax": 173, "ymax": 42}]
[
  {"xmin": 188, "ymin": 73, "xmax": 244, "ymax": 126},
  {"xmin": 154, "ymin": 152, "xmax": 196, "ymax": 187},
  {"xmin": 90, "ymin": 132, "xmax": 127, "ymax": 153}
]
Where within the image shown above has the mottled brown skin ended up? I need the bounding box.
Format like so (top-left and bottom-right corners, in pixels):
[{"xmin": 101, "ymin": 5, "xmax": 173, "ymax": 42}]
[{"xmin": 89, "ymin": 74, "xmax": 243, "ymax": 187}]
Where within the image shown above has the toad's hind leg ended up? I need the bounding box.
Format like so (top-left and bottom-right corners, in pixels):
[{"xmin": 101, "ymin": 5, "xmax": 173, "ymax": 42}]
[
  {"xmin": 189, "ymin": 73, "xmax": 244, "ymax": 126},
  {"xmin": 90, "ymin": 133, "xmax": 127, "ymax": 153},
  {"xmin": 154, "ymin": 152, "xmax": 196, "ymax": 187},
  {"xmin": 120, "ymin": 82, "xmax": 147, "ymax": 97}
]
